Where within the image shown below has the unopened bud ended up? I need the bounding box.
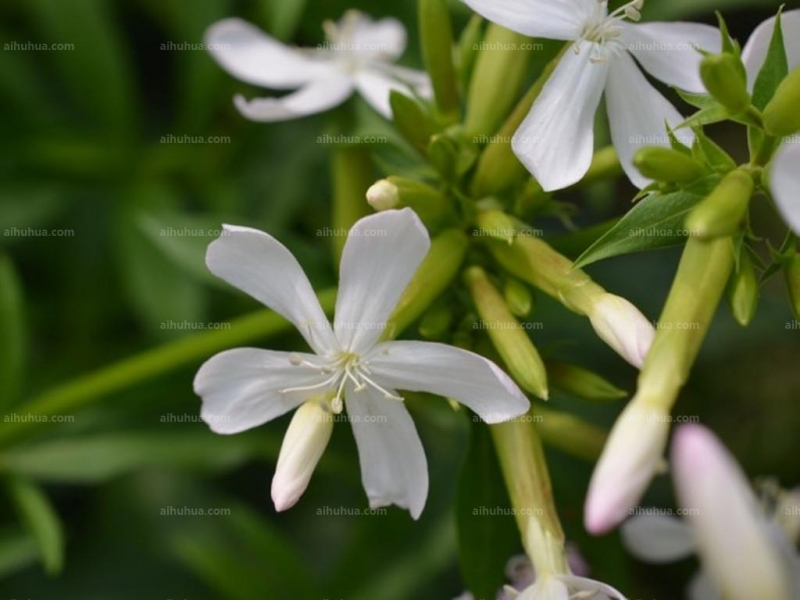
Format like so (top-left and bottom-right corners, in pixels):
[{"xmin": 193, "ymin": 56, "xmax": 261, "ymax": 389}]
[
  {"xmin": 633, "ymin": 147, "xmax": 707, "ymax": 184},
  {"xmin": 465, "ymin": 266, "xmax": 548, "ymax": 400},
  {"xmin": 476, "ymin": 209, "xmax": 517, "ymax": 245},
  {"xmin": 685, "ymin": 170, "xmax": 754, "ymax": 240},
  {"xmin": 419, "ymin": 0, "xmax": 459, "ymax": 121},
  {"xmin": 785, "ymin": 254, "xmax": 800, "ymax": 320},
  {"xmin": 728, "ymin": 250, "xmax": 759, "ymax": 327},
  {"xmin": 503, "ymin": 278, "xmax": 534, "ymax": 318},
  {"xmin": 587, "ymin": 294, "xmax": 655, "ymax": 368},
  {"xmin": 547, "ymin": 361, "xmax": 627, "ymax": 402},
  {"xmin": 366, "ymin": 180, "xmax": 399, "ymax": 210},
  {"xmin": 763, "ymin": 66, "xmax": 800, "ymax": 138},
  {"xmin": 390, "ymin": 91, "xmax": 436, "ymax": 155},
  {"xmin": 700, "ymin": 53, "xmax": 750, "ymax": 114},
  {"xmin": 367, "ymin": 177, "xmax": 454, "ymax": 229}
]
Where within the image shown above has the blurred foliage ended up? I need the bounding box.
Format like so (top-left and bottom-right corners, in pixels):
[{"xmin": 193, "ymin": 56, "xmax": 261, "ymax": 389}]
[{"xmin": 0, "ymin": 0, "xmax": 797, "ymax": 598}]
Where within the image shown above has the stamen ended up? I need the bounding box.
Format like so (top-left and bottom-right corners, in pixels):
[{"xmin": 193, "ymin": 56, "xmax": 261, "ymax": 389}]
[{"xmin": 279, "ymin": 372, "xmax": 339, "ymax": 395}]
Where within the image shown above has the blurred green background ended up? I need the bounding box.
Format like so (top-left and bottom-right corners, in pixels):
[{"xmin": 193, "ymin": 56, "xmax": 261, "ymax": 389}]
[{"xmin": 0, "ymin": 0, "xmax": 798, "ymax": 598}]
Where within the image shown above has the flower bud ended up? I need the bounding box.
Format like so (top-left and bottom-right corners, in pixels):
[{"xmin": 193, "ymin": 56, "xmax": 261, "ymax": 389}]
[
  {"xmin": 419, "ymin": 0, "xmax": 459, "ymax": 122},
  {"xmin": 271, "ymin": 400, "xmax": 333, "ymax": 512},
  {"xmin": 503, "ymin": 278, "xmax": 534, "ymax": 318},
  {"xmin": 763, "ymin": 66, "xmax": 800, "ymax": 138},
  {"xmin": 700, "ymin": 53, "xmax": 750, "ymax": 114},
  {"xmin": 672, "ymin": 424, "xmax": 791, "ymax": 600},
  {"xmin": 685, "ymin": 169, "xmax": 754, "ymax": 240},
  {"xmin": 728, "ymin": 249, "xmax": 759, "ymax": 327},
  {"xmin": 547, "ymin": 361, "xmax": 627, "ymax": 402},
  {"xmin": 367, "ymin": 177, "xmax": 454, "ymax": 229},
  {"xmin": 584, "ymin": 402, "xmax": 671, "ymax": 534},
  {"xmin": 476, "ymin": 209, "xmax": 517, "ymax": 245},
  {"xmin": 785, "ymin": 254, "xmax": 800, "ymax": 320},
  {"xmin": 390, "ymin": 91, "xmax": 436, "ymax": 155},
  {"xmin": 633, "ymin": 147, "xmax": 707, "ymax": 184},
  {"xmin": 587, "ymin": 294, "xmax": 655, "ymax": 368},
  {"xmin": 466, "ymin": 266, "xmax": 548, "ymax": 400}
]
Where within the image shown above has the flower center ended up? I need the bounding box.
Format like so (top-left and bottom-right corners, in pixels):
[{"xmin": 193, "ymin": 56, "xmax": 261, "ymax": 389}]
[
  {"xmin": 576, "ymin": 0, "xmax": 644, "ymax": 62},
  {"xmin": 279, "ymin": 350, "xmax": 403, "ymax": 415},
  {"xmin": 322, "ymin": 11, "xmax": 370, "ymax": 73}
]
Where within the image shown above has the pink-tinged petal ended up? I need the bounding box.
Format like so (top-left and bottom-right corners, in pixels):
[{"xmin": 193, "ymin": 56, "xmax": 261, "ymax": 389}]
[
  {"xmin": 365, "ymin": 341, "xmax": 529, "ymax": 423},
  {"xmin": 271, "ymin": 399, "xmax": 333, "ymax": 512},
  {"xmin": 194, "ymin": 348, "xmax": 330, "ymax": 434},
  {"xmin": 622, "ymin": 22, "xmax": 721, "ymax": 93},
  {"xmin": 585, "ymin": 402, "xmax": 670, "ymax": 534},
  {"xmin": 205, "ymin": 18, "xmax": 333, "ymax": 89},
  {"xmin": 513, "ymin": 44, "xmax": 609, "ymax": 191},
  {"xmin": 742, "ymin": 10, "xmax": 800, "ymax": 88},
  {"xmin": 206, "ymin": 225, "xmax": 338, "ymax": 355},
  {"xmin": 346, "ymin": 383, "xmax": 428, "ymax": 519},
  {"xmin": 621, "ymin": 515, "xmax": 696, "ymax": 563},
  {"xmin": 587, "ymin": 293, "xmax": 655, "ymax": 368},
  {"xmin": 672, "ymin": 424, "xmax": 791, "ymax": 600},
  {"xmin": 462, "ymin": 0, "xmax": 596, "ymax": 41},
  {"xmin": 561, "ymin": 574, "xmax": 627, "ymax": 599},
  {"xmin": 234, "ymin": 75, "xmax": 353, "ymax": 122},
  {"xmin": 605, "ymin": 51, "xmax": 694, "ymax": 189},
  {"xmin": 334, "ymin": 209, "xmax": 430, "ymax": 353},
  {"xmin": 770, "ymin": 142, "xmax": 800, "ymax": 235}
]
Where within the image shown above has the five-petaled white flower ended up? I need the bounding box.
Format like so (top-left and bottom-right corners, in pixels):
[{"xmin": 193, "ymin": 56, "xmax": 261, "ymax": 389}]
[
  {"xmin": 462, "ymin": 0, "xmax": 720, "ymax": 191},
  {"xmin": 193, "ymin": 209, "xmax": 529, "ymax": 519},
  {"xmin": 205, "ymin": 11, "xmax": 431, "ymax": 122}
]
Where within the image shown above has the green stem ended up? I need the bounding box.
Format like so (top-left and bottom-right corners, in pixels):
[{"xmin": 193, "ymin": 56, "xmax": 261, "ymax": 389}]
[{"xmin": 0, "ymin": 289, "xmax": 337, "ymax": 447}]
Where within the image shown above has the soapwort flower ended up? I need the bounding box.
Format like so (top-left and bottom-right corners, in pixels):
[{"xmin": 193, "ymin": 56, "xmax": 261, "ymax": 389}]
[
  {"xmin": 462, "ymin": 0, "xmax": 720, "ymax": 190},
  {"xmin": 193, "ymin": 209, "xmax": 529, "ymax": 519},
  {"xmin": 205, "ymin": 11, "xmax": 431, "ymax": 121}
]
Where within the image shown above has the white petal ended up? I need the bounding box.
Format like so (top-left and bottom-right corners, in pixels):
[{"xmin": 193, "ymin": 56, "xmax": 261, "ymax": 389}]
[
  {"xmin": 587, "ymin": 293, "xmax": 655, "ymax": 368},
  {"xmin": 621, "ymin": 515, "xmax": 696, "ymax": 563},
  {"xmin": 355, "ymin": 70, "xmax": 410, "ymax": 118},
  {"xmin": 622, "ymin": 22, "xmax": 721, "ymax": 93},
  {"xmin": 365, "ymin": 341, "xmax": 529, "ymax": 423},
  {"xmin": 672, "ymin": 424, "xmax": 791, "ymax": 600},
  {"xmin": 385, "ymin": 65, "xmax": 434, "ymax": 99},
  {"xmin": 742, "ymin": 10, "xmax": 800, "ymax": 88},
  {"xmin": 345, "ymin": 383, "xmax": 428, "ymax": 519},
  {"xmin": 194, "ymin": 348, "xmax": 330, "ymax": 435},
  {"xmin": 234, "ymin": 75, "xmax": 353, "ymax": 122},
  {"xmin": 462, "ymin": 0, "xmax": 595, "ymax": 40},
  {"xmin": 206, "ymin": 225, "xmax": 338, "ymax": 355},
  {"xmin": 205, "ymin": 18, "xmax": 332, "ymax": 89},
  {"xmin": 605, "ymin": 51, "xmax": 694, "ymax": 190},
  {"xmin": 271, "ymin": 399, "xmax": 333, "ymax": 511},
  {"xmin": 513, "ymin": 45, "xmax": 609, "ymax": 191},
  {"xmin": 687, "ymin": 570, "xmax": 720, "ymax": 600},
  {"xmin": 345, "ymin": 12, "xmax": 407, "ymax": 61},
  {"xmin": 334, "ymin": 209, "xmax": 430, "ymax": 353},
  {"xmin": 584, "ymin": 402, "xmax": 671, "ymax": 534},
  {"xmin": 561, "ymin": 575, "xmax": 627, "ymax": 599},
  {"xmin": 770, "ymin": 142, "xmax": 800, "ymax": 235}
]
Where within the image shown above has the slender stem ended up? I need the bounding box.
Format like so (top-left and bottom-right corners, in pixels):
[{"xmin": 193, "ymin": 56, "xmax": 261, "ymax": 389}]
[{"xmin": 0, "ymin": 289, "xmax": 337, "ymax": 447}]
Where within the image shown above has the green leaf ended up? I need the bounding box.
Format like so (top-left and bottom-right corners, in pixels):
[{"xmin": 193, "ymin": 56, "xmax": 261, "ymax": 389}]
[
  {"xmin": 675, "ymin": 88, "xmax": 718, "ymax": 110},
  {"xmin": 0, "ymin": 186, "xmax": 64, "ymax": 236},
  {"xmin": 678, "ymin": 104, "xmax": 729, "ymax": 130},
  {"xmin": 456, "ymin": 418, "xmax": 520, "ymax": 600},
  {"xmin": 751, "ymin": 10, "xmax": 789, "ymax": 110},
  {"xmin": 256, "ymin": 0, "xmax": 309, "ymax": 41},
  {"xmin": 4, "ymin": 476, "xmax": 65, "ymax": 576},
  {"xmin": 0, "ymin": 254, "xmax": 26, "ymax": 409},
  {"xmin": 575, "ymin": 180, "xmax": 720, "ymax": 268},
  {"xmin": 0, "ymin": 528, "xmax": 39, "ymax": 579},
  {"xmin": 692, "ymin": 128, "xmax": 738, "ymax": 172},
  {"xmin": 1, "ymin": 432, "xmax": 279, "ymax": 484}
]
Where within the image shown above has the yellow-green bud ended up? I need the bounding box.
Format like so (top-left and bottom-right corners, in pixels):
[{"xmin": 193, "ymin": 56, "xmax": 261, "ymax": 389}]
[
  {"xmin": 465, "ymin": 266, "xmax": 549, "ymax": 400},
  {"xmin": 475, "ymin": 209, "xmax": 517, "ymax": 245},
  {"xmin": 728, "ymin": 250, "xmax": 759, "ymax": 327},
  {"xmin": 383, "ymin": 229, "xmax": 469, "ymax": 339},
  {"xmin": 503, "ymin": 278, "xmax": 534, "ymax": 318},
  {"xmin": 633, "ymin": 147, "xmax": 707, "ymax": 184},
  {"xmin": 785, "ymin": 254, "xmax": 800, "ymax": 320},
  {"xmin": 763, "ymin": 66, "xmax": 800, "ymax": 138},
  {"xmin": 366, "ymin": 177, "xmax": 455, "ymax": 229},
  {"xmin": 546, "ymin": 361, "xmax": 627, "ymax": 402},
  {"xmin": 685, "ymin": 170, "xmax": 754, "ymax": 240},
  {"xmin": 419, "ymin": 0, "xmax": 459, "ymax": 122},
  {"xmin": 700, "ymin": 53, "xmax": 750, "ymax": 114}
]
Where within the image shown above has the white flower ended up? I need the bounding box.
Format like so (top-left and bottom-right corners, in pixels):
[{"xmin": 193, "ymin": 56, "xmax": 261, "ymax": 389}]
[
  {"xmin": 669, "ymin": 424, "xmax": 795, "ymax": 600},
  {"xmin": 771, "ymin": 142, "xmax": 800, "ymax": 234},
  {"xmin": 584, "ymin": 402, "xmax": 670, "ymax": 534},
  {"xmin": 586, "ymin": 294, "xmax": 655, "ymax": 368},
  {"xmin": 193, "ymin": 209, "xmax": 529, "ymax": 519},
  {"xmin": 462, "ymin": 0, "xmax": 720, "ymax": 191},
  {"xmin": 508, "ymin": 573, "xmax": 626, "ymax": 600},
  {"xmin": 741, "ymin": 10, "xmax": 800, "ymax": 90},
  {"xmin": 205, "ymin": 11, "xmax": 431, "ymax": 121}
]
